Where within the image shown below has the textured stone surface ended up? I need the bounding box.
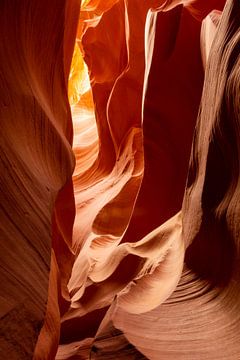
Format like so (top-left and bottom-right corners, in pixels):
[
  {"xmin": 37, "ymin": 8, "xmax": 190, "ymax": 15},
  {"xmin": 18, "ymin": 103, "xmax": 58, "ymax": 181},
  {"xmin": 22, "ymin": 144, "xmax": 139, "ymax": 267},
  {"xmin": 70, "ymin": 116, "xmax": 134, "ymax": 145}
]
[{"xmin": 1, "ymin": 0, "xmax": 240, "ymax": 359}]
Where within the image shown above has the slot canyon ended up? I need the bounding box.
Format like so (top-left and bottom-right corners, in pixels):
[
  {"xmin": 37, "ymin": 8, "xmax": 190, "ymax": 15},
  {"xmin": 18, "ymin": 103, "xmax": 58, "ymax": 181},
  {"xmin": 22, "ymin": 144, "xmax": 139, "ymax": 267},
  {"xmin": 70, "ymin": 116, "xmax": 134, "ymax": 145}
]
[{"xmin": 0, "ymin": 0, "xmax": 240, "ymax": 359}]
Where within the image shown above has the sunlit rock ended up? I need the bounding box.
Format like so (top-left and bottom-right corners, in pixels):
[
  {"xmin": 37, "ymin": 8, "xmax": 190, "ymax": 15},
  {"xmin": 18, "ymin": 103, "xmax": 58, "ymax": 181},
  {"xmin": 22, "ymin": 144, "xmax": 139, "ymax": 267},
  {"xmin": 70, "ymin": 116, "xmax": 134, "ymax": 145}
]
[{"xmin": 1, "ymin": 0, "xmax": 240, "ymax": 359}]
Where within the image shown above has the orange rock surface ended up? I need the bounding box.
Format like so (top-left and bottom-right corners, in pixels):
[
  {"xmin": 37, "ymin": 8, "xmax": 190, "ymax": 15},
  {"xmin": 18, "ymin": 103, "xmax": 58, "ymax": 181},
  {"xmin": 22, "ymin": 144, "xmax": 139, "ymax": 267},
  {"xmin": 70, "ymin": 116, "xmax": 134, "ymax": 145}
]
[{"xmin": 1, "ymin": 0, "xmax": 240, "ymax": 359}]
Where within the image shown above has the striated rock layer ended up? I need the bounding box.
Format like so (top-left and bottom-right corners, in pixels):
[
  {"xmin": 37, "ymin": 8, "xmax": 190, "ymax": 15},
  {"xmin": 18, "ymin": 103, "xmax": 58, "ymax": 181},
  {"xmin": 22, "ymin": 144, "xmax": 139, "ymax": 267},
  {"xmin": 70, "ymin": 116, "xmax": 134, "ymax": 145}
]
[
  {"xmin": 0, "ymin": 0, "xmax": 79, "ymax": 358},
  {"xmin": 0, "ymin": 0, "xmax": 240, "ymax": 359}
]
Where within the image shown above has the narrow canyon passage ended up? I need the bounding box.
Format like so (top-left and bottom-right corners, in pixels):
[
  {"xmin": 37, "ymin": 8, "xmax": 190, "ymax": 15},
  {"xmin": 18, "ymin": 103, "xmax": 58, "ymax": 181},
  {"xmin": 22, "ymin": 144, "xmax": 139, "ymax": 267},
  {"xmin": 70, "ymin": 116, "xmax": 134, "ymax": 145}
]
[{"xmin": 0, "ymin": 0, "xmax": 240, "ymax": 359}]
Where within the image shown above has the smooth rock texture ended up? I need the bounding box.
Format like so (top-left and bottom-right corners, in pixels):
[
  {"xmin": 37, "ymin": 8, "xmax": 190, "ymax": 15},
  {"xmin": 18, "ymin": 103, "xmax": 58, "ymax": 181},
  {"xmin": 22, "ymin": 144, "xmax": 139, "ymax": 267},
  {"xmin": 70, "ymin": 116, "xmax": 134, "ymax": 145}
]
[
  {"xmin": 1, "ymin": 0, "xmax": 240, "ymax": 359},
  {"xmin": 0, "ymin": 0, "xmax": 79, "ymax": 358}
]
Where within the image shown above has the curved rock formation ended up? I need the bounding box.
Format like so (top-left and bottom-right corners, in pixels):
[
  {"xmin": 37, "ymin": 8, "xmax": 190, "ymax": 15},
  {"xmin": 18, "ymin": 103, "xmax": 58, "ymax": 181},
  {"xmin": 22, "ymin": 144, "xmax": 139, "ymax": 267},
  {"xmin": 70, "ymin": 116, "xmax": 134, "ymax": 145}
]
[
  {"xmin": 1, "ymin": 0, "xmax": 239, "ymax": 359},
  {"xmin": 0, "ymin": 0, "xmax": 81, "ymax": 358}
]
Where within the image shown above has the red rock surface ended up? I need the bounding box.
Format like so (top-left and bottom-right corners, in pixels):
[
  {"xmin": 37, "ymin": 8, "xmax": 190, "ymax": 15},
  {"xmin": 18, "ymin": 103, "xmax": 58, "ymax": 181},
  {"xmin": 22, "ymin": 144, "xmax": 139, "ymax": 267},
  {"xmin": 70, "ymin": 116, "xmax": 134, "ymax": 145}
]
[{"xmin": 1, "ymin": 0, "xmax": 240, "ymax": 359}]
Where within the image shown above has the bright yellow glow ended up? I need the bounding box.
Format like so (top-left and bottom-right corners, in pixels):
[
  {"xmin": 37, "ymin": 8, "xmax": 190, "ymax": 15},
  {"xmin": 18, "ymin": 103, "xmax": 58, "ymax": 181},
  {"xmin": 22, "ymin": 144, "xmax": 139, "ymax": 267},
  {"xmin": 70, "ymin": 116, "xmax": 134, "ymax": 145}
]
[
  {"xmin": 81, "ymin": 0, "xmax": 91, "ymax": 8},
  {"xmin": 68, "ymin": 18, "xmax": 99, "ymax": 177},
  {"xmin": 68, "ymin": 43, "xmax": 91, "ymax": 106}
]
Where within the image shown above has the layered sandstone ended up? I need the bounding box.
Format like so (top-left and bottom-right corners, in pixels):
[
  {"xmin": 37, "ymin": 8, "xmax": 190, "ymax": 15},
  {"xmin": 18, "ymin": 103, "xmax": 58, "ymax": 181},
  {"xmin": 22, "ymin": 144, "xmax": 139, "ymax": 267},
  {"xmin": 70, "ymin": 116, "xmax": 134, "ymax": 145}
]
[{"xmin": 0, "ymin": 0, "xmax": 239, "ymax": 359}]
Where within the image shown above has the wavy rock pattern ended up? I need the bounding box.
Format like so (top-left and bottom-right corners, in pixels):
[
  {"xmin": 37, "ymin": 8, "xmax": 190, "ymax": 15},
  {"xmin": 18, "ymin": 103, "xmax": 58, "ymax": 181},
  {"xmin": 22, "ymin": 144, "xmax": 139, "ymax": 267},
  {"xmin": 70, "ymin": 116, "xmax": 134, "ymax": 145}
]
[
  {"xmin": 0, "ymin": 1, "xmax": 78, "ymax": 358},
  {"xmin": 0, "ymin": 0, "xmax": 239, "ymax": 359}
]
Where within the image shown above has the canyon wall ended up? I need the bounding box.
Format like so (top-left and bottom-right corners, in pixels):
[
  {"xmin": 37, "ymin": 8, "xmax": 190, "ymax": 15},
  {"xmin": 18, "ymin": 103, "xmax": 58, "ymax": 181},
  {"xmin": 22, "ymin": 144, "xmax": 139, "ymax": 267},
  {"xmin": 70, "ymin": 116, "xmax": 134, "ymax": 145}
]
[{"xmin": 0, "ymin": 0, "xmax": 239, "ymax": 359}]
